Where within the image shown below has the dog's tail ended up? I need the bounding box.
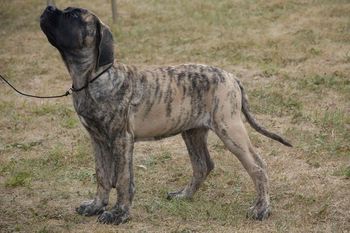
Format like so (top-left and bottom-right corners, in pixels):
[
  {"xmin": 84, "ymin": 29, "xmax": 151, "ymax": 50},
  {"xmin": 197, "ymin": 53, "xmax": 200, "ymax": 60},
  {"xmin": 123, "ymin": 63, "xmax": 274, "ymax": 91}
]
[{"xmin": 236, "ymin": 79, "xmax": 293, "ymax": 147}]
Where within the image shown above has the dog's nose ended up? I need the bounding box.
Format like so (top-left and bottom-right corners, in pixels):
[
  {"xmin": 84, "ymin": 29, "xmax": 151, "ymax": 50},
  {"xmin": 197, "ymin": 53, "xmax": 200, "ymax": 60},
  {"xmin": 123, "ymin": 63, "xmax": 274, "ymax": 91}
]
[{"xmin": 40, "ymin": 5, "xmax": 57, "ymax": 21}]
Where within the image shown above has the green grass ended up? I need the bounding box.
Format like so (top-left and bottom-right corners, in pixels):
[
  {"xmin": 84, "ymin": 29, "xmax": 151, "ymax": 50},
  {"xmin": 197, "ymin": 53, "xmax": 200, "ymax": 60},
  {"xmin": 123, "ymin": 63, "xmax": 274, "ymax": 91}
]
[
  {"xmin": 311, "ymin": 110, "xmax": 350, "ymax": 157},
  {"xmin": 143, "ymin": 197, "xmax": 246, "ymax": 223},
  {"xmin": 0, "ymin": 0, "xmax": 349, "ymax": 232},
  {"xmin": 5, "ymin": 171, "xmax": 32, "ymax": 187},
  {"xmin": 289, "ymin": 113, "xmax": 349, "ymax": 159},
  {"xmin": 31, "ymin": 103, "xmax": 79, "ymax": 129},
  {"xmin": 139, "ymin": 148, "xmax": 174, "ymax": 169},
  {"xmin": 298, "ymin": 73, "xmax": 350, "ymax": 94},
  {"xmin": 333, "ymin": 165, "xmax": 350, "ymax": 179},
  {"xmin": 250, "ymin": 89, "xmax": 303, "ymax": 117},
  {"xmin": 5, "ymin": 141, "xmax": 42, "ymax": 151}
]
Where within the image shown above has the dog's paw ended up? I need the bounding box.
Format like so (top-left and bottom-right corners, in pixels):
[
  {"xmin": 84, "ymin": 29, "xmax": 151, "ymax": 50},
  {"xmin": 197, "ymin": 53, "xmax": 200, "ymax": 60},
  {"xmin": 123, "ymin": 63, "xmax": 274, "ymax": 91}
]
[
  {"xmin": 76, "ymin": 199, "xmax": 105, "ymax": 216},
  {"xmin": 167, "ymin": 189, "xmax": 187, "ymax": 200},
  {"xmin": 97, "ymin": 207, "xmax": 130, "ymax": 225},
  {"xmin": 167, "ymin": 188, "xmax": 193, "ymax": 200},
  {"xmin": 246, "ymin": 202, "xmax": 271, "ymax": 221}
]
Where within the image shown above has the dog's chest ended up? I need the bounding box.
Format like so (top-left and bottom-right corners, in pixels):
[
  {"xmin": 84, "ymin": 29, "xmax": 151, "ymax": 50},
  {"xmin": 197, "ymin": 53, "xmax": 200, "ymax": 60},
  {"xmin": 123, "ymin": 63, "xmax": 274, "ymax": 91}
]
[{"xmin": 72, "ymin": 78, "xmax": 134, "ymax": 136}]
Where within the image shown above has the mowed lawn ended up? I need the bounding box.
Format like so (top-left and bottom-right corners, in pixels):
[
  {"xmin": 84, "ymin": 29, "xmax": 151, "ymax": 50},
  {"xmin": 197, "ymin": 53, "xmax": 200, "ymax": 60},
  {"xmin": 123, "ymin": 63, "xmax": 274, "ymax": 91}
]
[{"xmin": 0, "ymin": 0, "xmax": 349, "ymax": 232}]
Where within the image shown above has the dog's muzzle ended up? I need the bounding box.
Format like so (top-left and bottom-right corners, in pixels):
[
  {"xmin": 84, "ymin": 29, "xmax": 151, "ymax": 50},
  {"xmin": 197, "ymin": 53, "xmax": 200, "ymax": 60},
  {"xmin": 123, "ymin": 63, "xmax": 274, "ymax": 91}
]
[{"xmin": 40, "ymin": 5, "xmax": 59, "ymax": 26}]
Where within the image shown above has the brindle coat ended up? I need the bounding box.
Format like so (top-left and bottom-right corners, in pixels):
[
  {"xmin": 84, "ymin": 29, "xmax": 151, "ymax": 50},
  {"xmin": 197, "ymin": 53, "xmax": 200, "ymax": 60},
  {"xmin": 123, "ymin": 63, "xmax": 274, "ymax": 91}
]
[{"xmin": 40, "ymin": 6, "xmax": 292, "ymax": 224}]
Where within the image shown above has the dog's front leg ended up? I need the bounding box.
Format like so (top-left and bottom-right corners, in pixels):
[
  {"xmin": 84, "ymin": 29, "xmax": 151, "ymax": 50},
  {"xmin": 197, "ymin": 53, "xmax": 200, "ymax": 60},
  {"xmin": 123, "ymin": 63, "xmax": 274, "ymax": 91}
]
[
  {"xmin": 76, "ymin": 137, "xmax": 114, "ymax": 216},
  {"xmin": 98, "ymin": 132, "xmax": 135, "ymax": 225}
]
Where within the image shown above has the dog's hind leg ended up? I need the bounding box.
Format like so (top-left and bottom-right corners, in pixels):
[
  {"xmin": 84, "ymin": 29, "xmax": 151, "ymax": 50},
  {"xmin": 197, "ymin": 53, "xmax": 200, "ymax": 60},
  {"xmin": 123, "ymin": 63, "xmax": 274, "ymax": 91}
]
[
  {"xmin": 167, "ymin": 128, "xmax": 214, "ymax": 199},
  {"xmin": 76, "ymin": 137, "xmax": 113, "ymax": 216},
  {"xmin": 213, "ymin": 120, "xmax": 271, "ymax": 220}
]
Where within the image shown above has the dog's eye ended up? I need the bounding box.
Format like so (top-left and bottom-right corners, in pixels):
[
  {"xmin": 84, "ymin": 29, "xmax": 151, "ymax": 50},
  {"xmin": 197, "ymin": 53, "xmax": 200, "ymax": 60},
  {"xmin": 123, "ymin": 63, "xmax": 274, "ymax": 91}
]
[
  {"xmin": 63, "ymin": 7, "xmax": 82, "ymax": 16},
  {"xmin": 71, "ymin": 9, "xmax": 83, "ymax": 18},
  {"xmin": 72, "ymin": 8, "xmax": 83, "ymax": 14}
]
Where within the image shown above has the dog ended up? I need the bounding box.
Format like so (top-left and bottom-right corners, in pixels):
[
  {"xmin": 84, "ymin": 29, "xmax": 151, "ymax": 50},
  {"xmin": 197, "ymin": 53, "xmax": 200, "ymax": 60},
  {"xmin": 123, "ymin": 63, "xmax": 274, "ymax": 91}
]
[{"xmin": 40, "ymin": 6, "xmax": 292, "ymax": 225}]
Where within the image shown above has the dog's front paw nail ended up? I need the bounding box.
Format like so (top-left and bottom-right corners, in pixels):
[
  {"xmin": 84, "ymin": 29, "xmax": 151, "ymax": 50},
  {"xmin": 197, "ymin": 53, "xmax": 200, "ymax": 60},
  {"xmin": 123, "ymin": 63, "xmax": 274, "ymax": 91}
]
[
  {"xmin": 97, "ymin": 209, "xmax": 130, "ymax": 225},
  {"xmin": 246, "ymin": 204, "xmax": 271, "ymax": 221},
  {"xmin": 114, "ymin": 211, "xmax": 130, "ymax": 225},
  {"xmin": 167, "ymin": 189, "xmax": 190, "ymax": 200},
  {"xmin": 98, "ymin": 211, "xmax": 114, "ymax": 224},
  {"xmin": 166, "ymin": 192, "xmax": 177, "ymax": 200},
  {"xmin": 76, "ymin": 200, "xmax": 105, "ymax": 216}
]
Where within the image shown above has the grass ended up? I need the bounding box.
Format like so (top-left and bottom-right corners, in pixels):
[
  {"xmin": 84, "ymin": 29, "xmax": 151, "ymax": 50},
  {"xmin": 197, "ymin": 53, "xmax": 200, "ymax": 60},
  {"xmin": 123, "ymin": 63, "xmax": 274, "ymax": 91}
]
[
  {"xmin": 5, "ymin": 171, "xmax": 32, "ymax": 187},
  {"xmin": 0, "ymin": 0, "xmax": 350, "ymax": 232},
  {"xmin": 298, "ymin": 73, "xmax": 350, "ymax": 94}
]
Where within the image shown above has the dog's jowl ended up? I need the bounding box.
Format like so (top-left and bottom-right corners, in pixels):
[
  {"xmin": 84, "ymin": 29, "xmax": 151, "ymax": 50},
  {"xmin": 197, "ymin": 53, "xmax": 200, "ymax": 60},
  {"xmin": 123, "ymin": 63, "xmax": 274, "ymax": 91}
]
[{"xmin": 40, "ymin": 6, "xmax": 292, "ymax": 224}]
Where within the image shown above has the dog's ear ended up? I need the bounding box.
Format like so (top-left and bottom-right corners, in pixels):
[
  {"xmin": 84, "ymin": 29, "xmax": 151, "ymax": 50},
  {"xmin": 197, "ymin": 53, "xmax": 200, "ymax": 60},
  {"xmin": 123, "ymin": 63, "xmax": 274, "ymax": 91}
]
[{"xmin": 95, "ymin": 17, "xmax": 114, "ymax": 68}]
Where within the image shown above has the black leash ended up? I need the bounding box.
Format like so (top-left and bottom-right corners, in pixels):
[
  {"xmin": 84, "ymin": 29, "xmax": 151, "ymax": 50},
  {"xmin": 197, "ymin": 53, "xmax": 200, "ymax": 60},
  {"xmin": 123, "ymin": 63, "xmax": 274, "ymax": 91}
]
[
  {"xmin": 0, "ymin": 73, "xmax": 71, "ymax": 98},
  {"xmin": 0, "ymin": 63, "xmax": 113, "ymax": 99}
]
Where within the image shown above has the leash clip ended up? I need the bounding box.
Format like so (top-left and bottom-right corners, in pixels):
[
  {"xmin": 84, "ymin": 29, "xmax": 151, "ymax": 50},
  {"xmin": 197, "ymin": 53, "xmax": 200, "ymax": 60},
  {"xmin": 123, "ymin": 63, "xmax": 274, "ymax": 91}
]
[{"xmin": 66, "ymin": 88, "xmax": 73, "ymax": 96}]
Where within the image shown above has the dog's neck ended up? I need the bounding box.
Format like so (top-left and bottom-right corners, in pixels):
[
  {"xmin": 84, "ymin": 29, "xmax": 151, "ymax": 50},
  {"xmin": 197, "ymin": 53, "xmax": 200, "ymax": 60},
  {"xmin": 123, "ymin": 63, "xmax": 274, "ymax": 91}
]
[{"xmin": 61, "ymin": 48, "xmax": 103, "ymax": 90}]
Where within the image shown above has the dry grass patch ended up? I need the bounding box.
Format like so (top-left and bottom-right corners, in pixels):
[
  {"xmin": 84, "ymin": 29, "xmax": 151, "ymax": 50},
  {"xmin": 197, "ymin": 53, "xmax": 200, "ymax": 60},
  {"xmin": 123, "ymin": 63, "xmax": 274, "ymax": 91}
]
[{"xmin": 0, "ymin": 0, "xmax": 349, "ymax": 232}]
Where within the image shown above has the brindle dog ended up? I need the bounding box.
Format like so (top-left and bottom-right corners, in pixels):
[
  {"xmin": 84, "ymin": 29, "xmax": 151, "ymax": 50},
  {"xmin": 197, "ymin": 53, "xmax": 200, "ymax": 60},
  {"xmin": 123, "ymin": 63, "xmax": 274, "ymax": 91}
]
[{"xmin": 40, "ymin": 6, "xmax": 292, "ymax": 224}]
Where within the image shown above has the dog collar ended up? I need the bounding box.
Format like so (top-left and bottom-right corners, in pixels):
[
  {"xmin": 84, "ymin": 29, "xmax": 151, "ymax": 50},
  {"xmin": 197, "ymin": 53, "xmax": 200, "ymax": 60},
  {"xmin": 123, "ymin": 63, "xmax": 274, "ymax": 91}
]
[{"xmin": 70, "ymin": 63, "xmax": 114, "ymax": 93}]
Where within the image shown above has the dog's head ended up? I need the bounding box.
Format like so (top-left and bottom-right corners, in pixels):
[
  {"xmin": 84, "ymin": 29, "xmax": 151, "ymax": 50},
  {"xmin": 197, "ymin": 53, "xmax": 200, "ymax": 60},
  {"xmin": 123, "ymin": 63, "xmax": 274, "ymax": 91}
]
[{"xmin": 40, "ymin": 6, "xmax": 114, "ymax": 68}]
